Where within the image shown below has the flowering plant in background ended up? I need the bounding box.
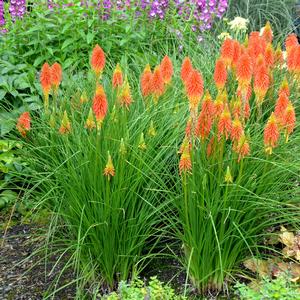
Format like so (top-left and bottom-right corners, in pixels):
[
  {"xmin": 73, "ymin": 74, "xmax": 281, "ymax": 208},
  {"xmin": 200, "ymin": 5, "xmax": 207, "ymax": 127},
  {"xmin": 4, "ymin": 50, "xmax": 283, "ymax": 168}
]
[{"xmin": 175, "ymin": 22, "xmax": 299, "ymax": 293}]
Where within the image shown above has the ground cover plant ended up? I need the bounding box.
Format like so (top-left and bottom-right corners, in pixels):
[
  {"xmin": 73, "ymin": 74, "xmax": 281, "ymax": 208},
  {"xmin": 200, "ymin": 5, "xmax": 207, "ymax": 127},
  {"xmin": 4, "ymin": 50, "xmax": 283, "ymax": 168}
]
[{"xmin": 11, "ymin": 21, "xmax": 300, "ymax": 298}]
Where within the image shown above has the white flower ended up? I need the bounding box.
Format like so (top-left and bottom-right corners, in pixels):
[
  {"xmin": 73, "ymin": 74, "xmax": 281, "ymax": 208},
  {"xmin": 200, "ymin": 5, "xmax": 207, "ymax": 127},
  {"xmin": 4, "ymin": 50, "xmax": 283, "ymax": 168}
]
[
  {"xmin": 218, "ymin": 32, "xmax": 232, "ymax": 41},
  {"xmin": 228, "ymin": 17, "xmax": 249, "ymax": 32}
]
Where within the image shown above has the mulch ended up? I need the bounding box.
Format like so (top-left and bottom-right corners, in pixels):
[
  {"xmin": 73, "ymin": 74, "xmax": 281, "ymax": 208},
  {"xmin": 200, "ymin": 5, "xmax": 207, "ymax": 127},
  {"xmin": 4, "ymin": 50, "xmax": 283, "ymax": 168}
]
[{"xmin": 0, "ymin": 224, "xmax": 76, "ymax": 300}]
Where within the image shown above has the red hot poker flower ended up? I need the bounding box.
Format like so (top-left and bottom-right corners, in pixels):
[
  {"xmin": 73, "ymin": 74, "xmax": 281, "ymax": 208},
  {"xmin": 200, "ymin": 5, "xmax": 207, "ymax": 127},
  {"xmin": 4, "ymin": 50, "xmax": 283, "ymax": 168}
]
[
  {"xmin": 91, "ymin": 44, "xmax": 105, "ymax": 78},
  {"xmin": 152, "ymin": 66, "xmax": 165, "ymax": 103},
  {"xmin": 59, "ymin": 111, "xmax": 71, "ymax": 135},
  {"xmin": 112, "ymin": 63, "xmax": 123, "ymax": 89},
  {"xmin": 274, "ymin": 93, "xmax": 289, "ymax": 122},
  {"xmin": 103, "ymin": 152, "xmax": 115, "ymax": 180},
  {"xmin": 214, "ymin": 58, "xmax": 227, "ymax": 91},
  {"xmin": 254, "ymin": 63, "xmax": 270, "ymax": 104},
  {"xmin": 51, "ymin": 62, "xmax": 62, "ymax": 92},
  {"xmin": 235, "ymin": 135, "xmax": 250, "ymax": 162},
  {"xmin": 220, "ymin": 38, "xmax": 234, "ymax": 67},
  {"xmin": 236, "ymin": 52, "xmax": 253, "ymax": 91},
  {"xmin": 160, "ymin": 55, "xmax": 173, "ymax": 84},
  {"xmin": 217, "ymin": 105, "xmax": 232, "ymax": 141},
  {"xmin": 181, "ymin": 57, "xmax": 193, "ymax": 83},
  {"xmin": 285, "ymin": 34, "xmax": 298, "ymax": 54},
  {"xmin": 16, "ymin": 112, "xmax": 31, "ymax": 137},
  {"xmin": 40, "ymin": 63, "xmax": 52, "ymax": 111},
  {"xmin": 185, "ymin": 69, "xmax": 204, "ymax": 110},
  {"xmin": 231, "ymin": 117, "xmax": 244, "ymax": 143},
  {"xmin": 282, "ymin": 102, "xmax": 296, "ymax": 142},
  {"xmin": 92, "ymin": 85, "xmax": 108, "ymax": 127},
  {"xmin": 140, "ymin": 64, "xmax": 153, "ymax": 98},
  {"xmin": 179, "ymin": 146, "xmax": 192, "ymax": 175},
  {"xmin": 264, "ymin": 112, "xmax": 280, "ymax": 155},
  {"xmin": 262, "ymin": 21, "xmax": 273, "ymax": 44},
  {"xmin": 119, "ymin": 80, "xmax": 132, "ymax": 110}
]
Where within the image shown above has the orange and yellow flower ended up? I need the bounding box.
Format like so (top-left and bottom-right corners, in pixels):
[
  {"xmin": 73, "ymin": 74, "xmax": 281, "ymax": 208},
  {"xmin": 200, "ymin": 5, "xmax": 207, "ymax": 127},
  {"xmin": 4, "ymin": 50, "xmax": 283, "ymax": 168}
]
[
  {"xmin": 285, "ymin": 34, "xmax": 298, "ymax": 54},
  {"xmin": 160, "ymin": 55, "xmax": 173, "ymax": 84},
  {"xmin": 235, "ymin": 134, "xmax": 250, "ymax": 162},
  {"xmin": 92, "ymin": 85, "xmax": 108, "ymax": 127},
  {"xmin": 236, "ymin": 52, "xmax": 253, "ymax": 91},
  {"xmin": 179, "ymin": 144, "xmax": 192, "ymax": 175},
  {"xmin": 91, "ymin": 44, "xmax": 105, "ymax": 78},
  {"xmin": 264, "ymin": 112, "xmax": 280, "ymax": 154},
  {"xmin": 119, "ymin": 80, "xmax": 132, "ymax": 109},
  {"xmin": 254, "ymin": 63, "xmax": 270, "ymax": 103},
  {"xmin": 185, "ymin": 69, "xmax": 204, "ymax": 110},
  {"xmin": 16, "ymin": 112, "xmax": 31, "ymax": 137},
  {"xmin": 140, "ymin": 64, "xmax": 153, "ymax": 98},
  {"xmin": 274, "ymin": 93, "xmax": 289, "ymax": 121},
  {"xmin": 261, "ymin": 21, "xmax": 273, "ymax": 44},
  {"xmin": 59, "ymin": 111, "xmax": 71, "ymax": 134},
  {"xmin": 40, "ymin": 63, "xmax": 52, "ymax": 111},
  {"xmin": 50, "ymin": 62, "xmax": 62, "ymax": 92},
  {"xmin": 112, "ymin": 63, "xmax": 123, "ymax": 89},
  {"xmin": 181, "ymin": 57, "xmax": 193, "ymax": 83},
  {"xmin": 214, "ymin": 58, "xmax": 227, "ymax": 91},
  {"xmin": 85, "ymin": 108, "xmax": 96, "ymax": 131},
  {"xmin": 220, "ymin": 38, "xmax": 234, "ymax": 67},
  {"xmin": 152, "ymin": 66, "xmax": 165, "ymax": 102},
  {"xmin": 217, "ymin": 105, "xmax": 232, "ymax": 140},
  {"xmin": 231, "ymin": 117, "xmax": 244, "ymax": 143},
  {"xmin": 282, "ymin": 102, "xmax": 296, "ymax": 142},
  {"xmin": 103, "ymin": 152, "xmax": 115, "ymax": 179}
]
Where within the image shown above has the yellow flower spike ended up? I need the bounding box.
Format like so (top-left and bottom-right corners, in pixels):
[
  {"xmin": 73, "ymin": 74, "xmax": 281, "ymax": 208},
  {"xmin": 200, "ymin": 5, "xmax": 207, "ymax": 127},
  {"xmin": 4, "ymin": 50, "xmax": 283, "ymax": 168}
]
[
  {"xmin": 85, "ymin": 108, "xmax": 96, "ymax": 131},
  {"xmin": 59, "ymin": 111, "xmax": 71, "ymax": 134},
  {"xmin": 138, "ymin": 133, "xmax": 147, "ymax": 150},
  {"xmin": 148, "ymin": 120, "xmax": 157, "ymax": 137},
  {"xmin": 103, "ymin": 151, "xmax": 115, "ymax": 180},
  {"xmin": 119, "ymin": 138, "xmax": 127, "ymax": 156},
  {"xmin": 80, "ymin": 91, "xmax": 89, "ymax": 104},
  {"xmin": 224, "ymin": 166, "xmax": 233, "ymax": 184}
]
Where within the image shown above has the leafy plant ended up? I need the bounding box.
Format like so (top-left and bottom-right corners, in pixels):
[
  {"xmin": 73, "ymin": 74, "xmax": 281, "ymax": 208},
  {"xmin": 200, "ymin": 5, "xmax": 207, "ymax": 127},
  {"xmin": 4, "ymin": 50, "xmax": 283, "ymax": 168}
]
[
  {"xmin": 235, "ymin": 275, "xmax": 300, "ymax": 300},
  {"xmin": 103, "ymin": 277, "xmax": 186, "ymax": 300}
]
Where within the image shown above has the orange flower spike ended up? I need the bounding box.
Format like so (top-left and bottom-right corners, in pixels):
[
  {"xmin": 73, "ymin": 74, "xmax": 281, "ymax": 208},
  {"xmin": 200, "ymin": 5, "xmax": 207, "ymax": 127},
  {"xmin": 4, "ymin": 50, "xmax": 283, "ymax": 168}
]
[
  {"xmin": 231, "ymin": 40, "xmax": 241, "ymax": 70},
  {"xmin": 279, "ymin": 77, "xmax": 290, "ymax": 97},
  {"xmin": 236, "ymin": 135, "xmax": 250, "ymax": 162},
  {"xmin": 195, "ymin": 111, "xmax": 213, "ymax": 140},
  {"xmin": 274, "ymin": 92, "xmax": 289, "ymax": 121},
  {"xmin": 262, "ymin": 21, "xmax": 273, "ymax": 44},
  {"xmin": 16, "ymin": 112, "xmax": 31, "ymax": 137},
  {"xmin": 254, "ymin": 64, "xmax": 270, "ymax": 103},
  {"xmin": 85, "ymin": 108, "xmax": 96, "ymax": 131},
  {"xmin": 50, "ymin": 62, "xmax": 62, "ymax": 92},
  {"xmin": 92, "ymin": 85, "xmax": 108, "ymax": 128},
  {"xmin": 214, "ymin": 92, "xmax": 225, "ymax": 119},
  {"xmin": 160, "ymin": 55, "xmax": 173, "ymax": 85},
  {"xmin": 285, "ymin": 34, "xmax": 299, "ymax": 54},
  {"xmin": 217, "ymin": 105, "xmax": 232, "ymax": 141},
  {"xmin": 214, "ymin": 58, "xmax": 227, "ymax": 91},
  {"xmin": 236, "ymin": 52, "xmax": 253, "ymax": 91},
  {"xmin": 141, "ymin": 64, "xmax": 153, "ymax": 98},
  {"xmin": 231, "ymin": 97, "xmax": 242, "ymax": 119},
  {"xmin": 264, "ymin": 112, "xmax": 280, "ymax": 155},
  {"xmin": 40, "ymin": 63, "xmax": 52, "ymax": 111},
  {"xmin": 231, "ymin": 117, "xmax": 244, "ymax": 143},
  {"xmin": 185, "ymin": 69, "xmax": 204, "ymax": 111},
  {"xmin": 103, "ymin": 152, "xmax": 115, "ymax": 180},
  {"xmin": 283, "ymin": 102, "xmax": 296, "ymax": 142},
  {"xmin": 179, "ymin": 146, "xmax": 192, "ymax": 175},
  {"xmin": 264, "ymin": 43, "xmax": 274, "ymax": 68},
  {"xmin": 152, "ymin": 66, "xmax": 165, "ymax": 103},
  {"xmin": 59, "ymin": 111, "xmax": 71, "ymax": 135},
  {"xmin": 201, "ymin": 91, "xmax": 215, "ymax": 116},
  {"xmin": 91, "ymin": 44, "xmax": 105, "ymax": 79},
  {"xmin": 112, "ymin": 63, "xmax": 123, "ymax": 89},
  {"xmin": 220, "ymin": 38, "xmax": 234, "ymax": 67},
  {"xmin": 181, "ymin": 57, "xmax": 193, "ymax": 83},
  {"xmin": 287, "ymin": 45, "xmax": 297, "ymax": 73},
  {"xmin": 119, "ymin": 80, "xmax": 132, "ymax": 109},
  {"xmin": 294, "ymin": 46, "xmax": 300, "ymax": 76}
]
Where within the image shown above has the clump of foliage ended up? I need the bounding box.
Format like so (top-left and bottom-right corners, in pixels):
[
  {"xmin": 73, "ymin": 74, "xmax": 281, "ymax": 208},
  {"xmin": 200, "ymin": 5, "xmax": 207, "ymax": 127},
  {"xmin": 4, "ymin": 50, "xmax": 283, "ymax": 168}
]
[{"xmin": 235, "ymin": 276, "xmax": 300, "ymax": 300}]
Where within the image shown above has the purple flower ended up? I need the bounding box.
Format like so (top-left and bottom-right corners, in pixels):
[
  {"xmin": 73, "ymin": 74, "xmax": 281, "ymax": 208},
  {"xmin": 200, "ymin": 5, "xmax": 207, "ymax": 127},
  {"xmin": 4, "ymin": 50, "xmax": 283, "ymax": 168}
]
[
  {"xmin": 0, "ymin": 0, "xmax": 5, "ymax": 27},
  {"xmin": 9, "ymin": 0, "xmax": 27, "ymax": 20}
]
